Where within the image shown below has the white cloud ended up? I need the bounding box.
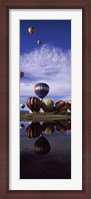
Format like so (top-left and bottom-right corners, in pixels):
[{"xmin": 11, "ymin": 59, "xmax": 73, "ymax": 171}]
[{"xmin": 20, "ymin": 44, "xmax": 71, "ymax": 98}]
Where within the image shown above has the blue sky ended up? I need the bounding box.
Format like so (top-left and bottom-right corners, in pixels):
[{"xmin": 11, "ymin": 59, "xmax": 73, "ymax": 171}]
[{"xmin": 20, "ymin": 20, "xmax": 71, "ymax": 109}]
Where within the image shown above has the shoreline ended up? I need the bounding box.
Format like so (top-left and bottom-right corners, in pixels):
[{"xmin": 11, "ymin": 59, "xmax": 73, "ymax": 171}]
[{"xmin": 20, "ymin": 112, "xmax": 71, "ymax": 122}]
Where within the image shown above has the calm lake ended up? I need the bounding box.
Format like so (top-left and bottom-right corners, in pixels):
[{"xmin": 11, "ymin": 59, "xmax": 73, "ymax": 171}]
[{"xmin": 20, "ymin": 120, "xmax": 71, "ymax": 179}]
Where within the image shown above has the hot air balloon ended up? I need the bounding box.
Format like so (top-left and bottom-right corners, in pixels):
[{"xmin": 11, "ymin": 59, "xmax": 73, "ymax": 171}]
[
  {"xmin": 55, "ymin": 100, "xmax": 68, "ymax": 113},
  {"xmin": 26, "ymin": 97, "xmax": 42, "ymax": 112},
  {"xmin": 67, "ymin": 120, "xmax": 71, "ymax": 130},
  {"xmin": 42, "ymin": 99, "xmax": 54, "ymax": 112},
  {"xmin": 34, "ymin": 83, "xmax": 49, "ymax": 100},
  {"xmin": 34, "ymin": 135, "xmax": 50, "ymax": 155},
  {"xmin": 42, "ymin": 122, "xmax": 55, "ymax": 135},
  {"xmin": 56, "ymin": 121, "xmax": 67, "ymax": 132},
  {"xmin": 37, "ymin": 40, "xmax": 42, "ymax": 45},
  {"xmin": 25, "ymin": 122, "xmax": 41, "ymax": 138},
  {"xmin": 60, "ymin": 120, "xmax": 71, "ymax": 130},
  {"xmin": 67, "ymin": 100, "xmax": 71, "ymax": 111},
  {"xmin": 20, "ymin": 104, "xmax": 25, "ymax": 109},
  {"xmin": 28, "ymin": 26, "xmax": 35, "ymax": 34},
  {"xmin": 20, "ymin": 71, "xmax": 24, "ymax": 78}
]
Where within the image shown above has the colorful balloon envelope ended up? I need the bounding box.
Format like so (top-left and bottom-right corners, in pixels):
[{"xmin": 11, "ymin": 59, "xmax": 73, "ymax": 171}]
[
  {"xmin": 25, "ymin": 122, "xmax": 41, "ymax": 138},
  {"xmin": 42, "ymin": 99, "xmax": 54, "ymax": 112},
  {"xmin": 67, "ymin": 100, "xmax": 71, "ymax": 111},
  {"xmin": 28, "ymin": 26, "xmax": 35, "ymax": 34},
  {"xmin": 55, "ymin": 100, "xmax": 68, "ymax": 112},
  {"xmin": 26, "ymin": 97, "xmax": 42, "ymax": 112},
  {"xmin": 42, "ymin": 122, "xmax": 55, "ymax": 135},
  {"xmin": 20, "ymin": 71, "xmax": 24, "ymax": 78},
  {"xmin": 34, "ymin": 83, "xmax": 49, "ymax": 99},
  {"xmin": 34, "ymin": 135, "xmax": 50, "ymax": 155}
]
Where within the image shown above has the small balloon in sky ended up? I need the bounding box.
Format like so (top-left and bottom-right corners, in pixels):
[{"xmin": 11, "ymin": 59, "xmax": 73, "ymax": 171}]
[
  {"xmin": 28, "ymin": 26, "xmax": 35, "ymax": 35},
  {"xmin": 37, "ymin": 40, "xmax": 42, "ymax": 45},
  {"xmin": 20, "ymin": 71, "xmax": 24, "ymax": 78},
  {"xmin": 20, "ymin": 104, "xmax": 25, "ymax": 109}
]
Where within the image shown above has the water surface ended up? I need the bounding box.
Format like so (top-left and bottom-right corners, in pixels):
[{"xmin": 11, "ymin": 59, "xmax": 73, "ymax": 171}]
[{"xmin": 20, "ymin": 120, "xmax": 71, "ymax": 179}]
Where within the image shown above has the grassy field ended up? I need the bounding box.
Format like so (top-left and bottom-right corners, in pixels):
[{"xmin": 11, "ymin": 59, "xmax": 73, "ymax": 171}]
[{"xmin": 20, "ymin": 112, "xmax": 71, "ymax": 122}]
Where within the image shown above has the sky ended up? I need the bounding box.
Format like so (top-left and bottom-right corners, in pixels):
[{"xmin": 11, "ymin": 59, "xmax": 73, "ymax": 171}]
[{"xmin": 20, "ymin": 20, "xmax": 71, "ymax": 109}]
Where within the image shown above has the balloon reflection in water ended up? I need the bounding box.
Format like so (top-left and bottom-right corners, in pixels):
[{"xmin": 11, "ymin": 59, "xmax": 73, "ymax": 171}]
[
  {"xmin": 66, "ymin": 120, "xmax": 71, "ymax": 130},
  {"xmin": 61, "ymin": 120, "xmax": 71, "ymax": 131},
  {"xmin": 42, "ymin": 99, "xmax": 54, "ymax": 112},
  {"xmin": 20, "ymin": 123, "xmax": 25, "ymax": 129},
  {"xmin": 56, "ymin": 120, "xmax": 71, "ymax": 132},
  {"xmin": 25, "ymin": 122, "xmax": 42, "ymax": 138},
  {"xmin": 34, "ymin": 135, "xmax": 51, "ymax": 155},
  {"xmin": 42, "ymin": 122, "xmax": 55, "ymax": 135}
]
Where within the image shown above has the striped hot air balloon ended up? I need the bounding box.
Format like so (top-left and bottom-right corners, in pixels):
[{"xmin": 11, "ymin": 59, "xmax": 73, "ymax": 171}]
[
  {"xmin": 34, "ymin": 135, "xmax": 50, "ymax": 155},
  {"xmin": 55, "ymin": 100, "xmax": 68, "ymax": 113},
  {"xmin": 42, "ymin": 99, "xmax": 54, "ymax": 112},
  {"xmin": 34, "ymin": 83, "xmax": 49, "ymax": 100},
  {"xmin": 26, "ymin": 97, "xmax": 42, "ymax": 112},
  {"xmin": 25, "ymin": 122, "xmax": 41, "ymax": 138}
]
